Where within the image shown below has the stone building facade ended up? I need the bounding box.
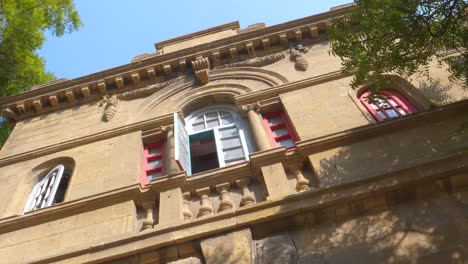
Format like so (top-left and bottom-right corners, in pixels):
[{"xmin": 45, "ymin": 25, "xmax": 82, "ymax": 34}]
[{"xmin": 0, "ymin": 4, "xmax": 467, "ymax": 264}]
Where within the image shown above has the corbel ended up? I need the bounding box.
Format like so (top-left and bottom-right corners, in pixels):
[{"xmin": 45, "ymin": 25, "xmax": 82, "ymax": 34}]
[
  {"xmin": 65, "ymin": 91, "xmax": 76, "ymax": 105},
  {"xmin": 191, "ymin": 56, "xmax": 210, "ymax": 84},
  {"xmin": 49, "ymin": 95, "xmax": 58, "ymax": 108},
  {"xmin": 16, "ymin": 103, "xmax": 25, "ymax": 114},
  {"xmin": 81, "ymin": 86, "xmax": 91, "ymax": 97},
  {"xmin": 115, "ymin": 77, "xmax": 125, "ymax": 89},
  {"xmin": 245, "ymin": 41, "xmax": 256, "ymax": 57},
  {"xmin": 211, "ymin": 51, "xmax": 221, "ymax": 67},
  {"xmin": 229, "ymin": 47, "xmax": 238, "ymax": 61},
  {"xmin": 131, "ymin": 73, "xmax": 140, "ymax": 85},
  {"xmin": 2, "ymin": 108, "xmax": 17, "ymax": 121},
  {"xmin": 32, "ymin": 100, "xmax": 43, "ymax": 112},
  {"xmin": 179, "ymin": 59, "xmax": 187, "ymax": 73},
  {"xmin": 279, "ymin": 33, "xmax": 288, "ymax": 47},
  {"xmin": 261, "ymin": 38, "xmax": 270, "ymax": 50},
  {"xmin": 295, "ymin": 29, "xmax": 303, "ymax": 42},
  {"xmin": 97, "ymin": 82, "xmax": 107, "ymax": 94},
  {"xmin": 146, "ymin": 67, "xmax": 156, "ymax": 79},
  {"xmin": 162, "ymin": 64, "xmax": 171, "ymax": 76},
  {"xmin": 309, "ymin": 26, "xmax": 318, "ymax": 38}
]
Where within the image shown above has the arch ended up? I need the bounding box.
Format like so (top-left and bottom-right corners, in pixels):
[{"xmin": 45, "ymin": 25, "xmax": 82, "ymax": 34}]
[
  {"xmin": 359, "ymin": 90, "xmax": 418, "ymax": 122},
  {"xmin": 22, "ymin": 157, "xmax": 75, "ymax": 213},
  {"xmin": 137, "ymin": 67, "xmax": 288, "ymax": 116}
]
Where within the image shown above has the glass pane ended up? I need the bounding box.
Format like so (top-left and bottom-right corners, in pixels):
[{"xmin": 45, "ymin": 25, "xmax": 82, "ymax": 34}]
[
  {"xmin": 377, "ymin": 111, "xmax": 387, "ymax": 119},
  {"xmin": 192, "ymin": 122, "xmax": 205, "ymax": 132},
  {"xmin": 221, "ymin": 115, "xmax": 234, "ymax": 125},
  {"xmin": 370, "ymin": 103, "xmax": 379, "ymax": 110},
  {"xmin": 219, "ymin": 111, "xmax": 231, "ymax": 117},
  {"xmin": 272, "ymin": 127, "xmax": 289, "ymax": 137},
  {"xmin": 386, "ymin": 109, "xmax": 398, "ymax": 118},
  {"xmin": 147, "ymin": 159, "xmax": 162, "ymax": 169},
  {"xmin": 388, "ymin": 98, "xmax": 398, "ymax": 107},
  {"xmin": 194, "ymin": 115, "xmax": 204, "ymax": 123},
  {"xmin": 267, "ymin": 116, "xmax": 282, "ymax": 126},
  {"xmin": 224, "ymin": 147, "xmax": 245, "ymax": 160},
  {"xmin": 397, "ymin": 108, "xmax": 407, "ymax": 115},
  {"xmin": 220, "ymin": 127, "xmax": 239, "ymax": 137},
  {"xmin": 147, "ymin": 171, "xmax": 162, "ymax": 182},
  {"xmin": 206, "ymin": 119, "xmax": 219, "ymax": 128},
  {"xmin": 225, "ymin": 159, "xmax": 244, "ymax": 166},
  {"xmin": 205, "ymin": 111, "xmax": 218, "ymax": 120},
  {"xmin": 221, "ymin": 137, "xmax": 242, "ymax": 148},
  {"xmin": 148, "ymin": 146, "xmax": 162, "ymax": 156},
  {"xmin": 278, "ymin": 138, "xmax": 295, "ymax": 148},
  {"xmin": 376, "ymin": 98, "xmax": 389, "ymax": 108}
]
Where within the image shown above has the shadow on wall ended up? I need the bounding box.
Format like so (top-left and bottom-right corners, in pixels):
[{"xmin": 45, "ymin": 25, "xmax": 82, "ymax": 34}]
[
  {"xmin": 419, "ymin": 80, "xmax": 455, "ymax": 106},
  {"xmin": 281, "ymin": 186, "xmax": 468, "ymax": 264}
]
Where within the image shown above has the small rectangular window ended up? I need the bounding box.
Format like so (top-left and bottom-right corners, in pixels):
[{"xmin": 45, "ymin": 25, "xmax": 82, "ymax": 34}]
[
  {"xmin": 262, "ymin": 111, "xmax": 297, "ymax": 149},
  {"xmin": 142, "ymin": 142, "xmax": 164, "ymax": 187}
]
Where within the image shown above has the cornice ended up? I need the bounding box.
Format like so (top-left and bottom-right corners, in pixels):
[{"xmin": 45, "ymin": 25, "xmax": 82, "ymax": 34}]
[{"xmin": 0, "ymin": 5, "xmax": 353, "ymax": 122}]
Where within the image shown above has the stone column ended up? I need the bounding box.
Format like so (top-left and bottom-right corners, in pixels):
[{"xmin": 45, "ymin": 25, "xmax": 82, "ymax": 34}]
[
  {"xmin": 158, "ymin": 187, "xmax": 184, "ymax": 226},
  {"xmin": 240, "ymin": 103, "xmax": 272, "ymax": 151},
  {"xmin": 215, "ymin": 183, "xmax": 234, "ymax": 212},
  {"xmin": 182, "ymin": 192, "xmax": 193, "ymax": 220},
  {"xmin": 161, "ymin": 125, "xmax": 180, "ymax": 175},
  {"xmin": 141, "ymin": 200, "xmax": 155, "ymax": 231},
  {"xmin": 196, "ymin": 187, "xmax": 213, "ymax": 217},
  {"xmin": 235, "ymin": 178, "xmax": 255, "ymax": 206},
  {"xmin": 289, "ymin": 165, "xmax": 310, "ymax": 192}
]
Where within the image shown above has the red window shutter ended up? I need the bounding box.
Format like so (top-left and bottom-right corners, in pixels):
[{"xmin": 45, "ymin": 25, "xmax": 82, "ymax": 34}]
[
  {"xmin": 262, "ymin": 111, "xmax": 297, "ymax": 149},
  {"xmin": 359, "ymin": 90, "xmax": 418, "ymax": 122},
  {"xmin": 141, "ymin": 142, "xmax": 165, "ymax": 187}
]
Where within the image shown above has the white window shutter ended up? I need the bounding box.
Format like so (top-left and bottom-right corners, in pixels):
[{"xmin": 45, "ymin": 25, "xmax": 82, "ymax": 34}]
[{"xmin": 174, "ymin": 113, "xmax": 192, "ymax": 176}]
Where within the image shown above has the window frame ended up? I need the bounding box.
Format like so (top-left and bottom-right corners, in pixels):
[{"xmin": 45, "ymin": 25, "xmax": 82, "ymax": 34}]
[
  {"xmin": 359, "ymin": 90, "xmax": 418, "ymax": 122},
  {"xmin": 141, "ymin": 142, "xmax": 165, "ymax": 187},
  {"xmin": 262, "ymin": 111, "xmax": 297, "ymax": 149},
  {"xmin": 23, "ymin": 164, "xmax": 66, "ymax": 214}
]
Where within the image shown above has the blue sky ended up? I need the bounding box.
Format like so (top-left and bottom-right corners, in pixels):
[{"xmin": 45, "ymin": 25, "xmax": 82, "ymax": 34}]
[{"xmin": 38, "ymin": 0, "xmax": 351, "ymax": 79}]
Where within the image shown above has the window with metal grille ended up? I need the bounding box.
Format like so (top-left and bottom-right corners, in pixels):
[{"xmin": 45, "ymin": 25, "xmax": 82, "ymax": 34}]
[
  {"xmin": 23, "ymin": 164, "xmax": 70, "ymax": 213},
  {"xmin": 262, "ymin": 111, "xmax": 297, "ymax": 149},
  {"xmin": 142, "ymin": 142, "xmax": 164, "ymax": 187},
  {"xmin": 359, "ymin": 90, "xmax": 418, "ymax": 122}
]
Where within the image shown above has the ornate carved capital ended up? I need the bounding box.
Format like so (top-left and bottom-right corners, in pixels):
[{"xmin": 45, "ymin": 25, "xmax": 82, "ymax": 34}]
[
  {"xmin": 160, "ymin": 124, "xmax": 174, "ymax": 135},
  {"xmin": 191, "ymin": 57, "xmax": 210, "ymax": 84},
  {"xmin": 290, "ymin": 44, "xmax": 309, "ymax": 71},
  {"xmin": 240, "ymin": 102, "xmax": 261, "ymax": 114}
]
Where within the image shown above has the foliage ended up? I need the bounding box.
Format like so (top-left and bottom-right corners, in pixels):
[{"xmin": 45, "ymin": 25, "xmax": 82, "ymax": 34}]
[
  {"xmin": 0, "ymin": 0, "xmax": 81, "ymax": 148},
  {"xmin": 329, "ymin": 0, "xmax": 467, "ymax": 93}
]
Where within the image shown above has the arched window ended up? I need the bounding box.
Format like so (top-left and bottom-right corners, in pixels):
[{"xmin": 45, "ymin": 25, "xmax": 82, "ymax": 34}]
[
  {"xmin": 23, "ymin": 164, "xmax": 71, "ymax": 213},
  {"xmin": 359, "ymin": 90, "xmax": 418, "ymax": 122},
  {"xmin": 174, "ymin": 105, "xmax": 253, "ymax": 175}
]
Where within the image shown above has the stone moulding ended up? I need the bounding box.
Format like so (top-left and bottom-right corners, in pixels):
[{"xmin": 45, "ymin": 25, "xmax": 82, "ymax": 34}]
[
  {"xmin": 215, "ymin": 51, "xmax": 286, "ymax": 69},
  {"xmin": 98, "ymin": 76, "xmax": 185, "ymax": 121}
]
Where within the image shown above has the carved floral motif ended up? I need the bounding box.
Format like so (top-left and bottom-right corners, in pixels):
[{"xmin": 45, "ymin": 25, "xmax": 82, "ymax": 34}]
[
  {"xmin": 290, "ymin": 44, "xmax": 309, "ymax": 71},
  {"xmin": 216, "ymin": 52, "xmax": 285, "ymax": 69},
  {"xmin": 98, "ymin": 95, "xmax": 119, "ymax": 122}
]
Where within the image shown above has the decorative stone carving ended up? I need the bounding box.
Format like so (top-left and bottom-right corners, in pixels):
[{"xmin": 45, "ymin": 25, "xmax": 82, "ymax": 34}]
[
  {"xmin": 97, "ymin": 76, "xmax": 183, "ymax": 122},
  {"xmin": 141, "ymin": 201, "xmax": 155, "ymax": 231},
  {"xmin": 216, "ymin": 52, "xmax": 285, "ymax": 69},
  {"xmin": 191, "ymin": 57, "xmax": 210, "ymax": 84},
  {"xmin": 289, "ymin": 165, "xmax": 311, "ymax": 192},
  {"xmin": 196, "ymin": 187, "xmax": 213, "ymax": 217},
  {"xmin": 182, "ymin": 192, "xmax": 193, "ymax": 220},
  {"xmin": 98, "ymin": 95, "xmax": 120, "ymax": 122},
  {"xmin": 290, "ymin": 44, "xmax": 309, "ymax": 71},
  {"xmin": 235, "ymin": 178, "xmax": 255, "ymax": 206},
  {"xmin": 215, "ymin": 183, "xmax": 234, "ymax": 212}
]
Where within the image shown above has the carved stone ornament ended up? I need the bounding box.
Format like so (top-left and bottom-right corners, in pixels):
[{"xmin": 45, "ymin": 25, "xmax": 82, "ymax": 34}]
[
  {"xmin": 290, "ymin": 44, "xmax": 309, "ymax": 71},
  {"xmin": 192, "ymin": 57, "xmax": 210, "ymax": 84},
  {"xmin": 97, "ymin": 76, "xmax": 184, "ymax": 122},
  {"xmin": 216, "ymin": 52, "xmax": 285, "ymax": 69},
  {"xmin": 98, "ymin": 95, "xmax": 120, "ymax": 122}
]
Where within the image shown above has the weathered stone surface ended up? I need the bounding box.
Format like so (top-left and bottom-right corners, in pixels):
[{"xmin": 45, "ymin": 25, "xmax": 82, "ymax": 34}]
[
  {"xmin": 200, "ymin": 229, "xmax": 253, "ymax": 264},
  {"xmin": 256, "ymin": 232, "xmax": 298, "ymax": 264},
  {"xmin": 167, "ymin": 256, "xmax": 201, "ymax": 264}
]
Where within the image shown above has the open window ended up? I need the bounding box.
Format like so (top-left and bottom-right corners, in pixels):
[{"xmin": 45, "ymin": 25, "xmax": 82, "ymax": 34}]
[
  {"xmin": 23, "ymin": 164, "xmax": 71, "ymax": 213},
  {"xmin": 359, "ymin": 90, "xmax": 418, "ymax": 122},
  {"xmin": 174, "ymin": 105, "xmax": 253, "ymax": 176},
  {"xmin": 262, "ymin": 111, "xmax": 297, "ymax": 149}
]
